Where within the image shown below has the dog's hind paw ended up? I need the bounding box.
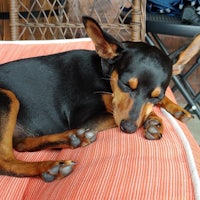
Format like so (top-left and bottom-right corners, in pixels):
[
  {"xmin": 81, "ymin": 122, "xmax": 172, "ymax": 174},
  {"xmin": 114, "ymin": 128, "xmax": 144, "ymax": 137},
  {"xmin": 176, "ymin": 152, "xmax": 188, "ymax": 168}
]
[
  {"xmin": 143, "ymin": 117, "xmax": 163, "ymax": 140},
  {"xmin": 69, "ymin": 129, "xmax": 96, "ymax": 148},
  {"xmin": 41, "ymin": 160, "xmax": 76, "ymax": 182}
]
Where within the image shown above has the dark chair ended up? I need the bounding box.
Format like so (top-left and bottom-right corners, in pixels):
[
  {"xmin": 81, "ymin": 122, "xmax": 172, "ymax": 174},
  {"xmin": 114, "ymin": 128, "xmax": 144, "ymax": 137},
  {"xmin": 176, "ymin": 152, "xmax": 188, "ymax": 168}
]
[{"xmin": 146, "ymin": 12, "xmax": 200, "ymax": 119}]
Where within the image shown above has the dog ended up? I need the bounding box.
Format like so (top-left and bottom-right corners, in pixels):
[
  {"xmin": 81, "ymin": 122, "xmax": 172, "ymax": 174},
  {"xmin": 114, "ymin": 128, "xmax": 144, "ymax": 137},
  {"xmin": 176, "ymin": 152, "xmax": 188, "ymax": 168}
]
[{"xmin": 0, "ymin": 16, "xmax": 192, "ymax": 182}]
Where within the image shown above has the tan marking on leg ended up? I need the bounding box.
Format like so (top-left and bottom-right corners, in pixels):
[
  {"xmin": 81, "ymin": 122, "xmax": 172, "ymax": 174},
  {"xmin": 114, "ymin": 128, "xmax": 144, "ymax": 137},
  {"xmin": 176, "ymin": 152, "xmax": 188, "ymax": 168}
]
[
  {"xmin": 173, "ymin": 34, "xmax": 200, "ymax": 75},
  {"xmin": 158, "ymin": 96, "xmax": 192, "ymax": 121}
]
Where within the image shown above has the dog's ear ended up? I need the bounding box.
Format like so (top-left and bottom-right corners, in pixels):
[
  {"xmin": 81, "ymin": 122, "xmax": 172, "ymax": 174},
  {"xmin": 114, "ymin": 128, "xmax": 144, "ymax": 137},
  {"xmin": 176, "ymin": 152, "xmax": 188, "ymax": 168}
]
[
  {"xmin": 173, "ymin": 34, "xmax": 200, "ymax": 75},
  {"xmin": 82, "ymin": 16, "xmax": 121, "ymax": 59}
]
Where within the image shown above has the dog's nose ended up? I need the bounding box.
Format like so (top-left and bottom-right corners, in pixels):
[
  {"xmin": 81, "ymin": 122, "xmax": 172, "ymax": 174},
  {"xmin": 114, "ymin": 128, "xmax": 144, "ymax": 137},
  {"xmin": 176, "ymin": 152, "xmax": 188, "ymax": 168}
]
[{"xmin": 120, "ymin": 120, "xmax": 137, "ymax": 133}]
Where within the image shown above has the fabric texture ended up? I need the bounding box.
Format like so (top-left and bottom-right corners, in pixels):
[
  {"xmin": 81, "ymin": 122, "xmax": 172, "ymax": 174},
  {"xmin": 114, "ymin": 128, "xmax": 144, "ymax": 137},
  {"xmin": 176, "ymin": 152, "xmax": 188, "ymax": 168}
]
[{"xmin": 0, "ymin": 39, "xmax": 199, "ymax": 200}]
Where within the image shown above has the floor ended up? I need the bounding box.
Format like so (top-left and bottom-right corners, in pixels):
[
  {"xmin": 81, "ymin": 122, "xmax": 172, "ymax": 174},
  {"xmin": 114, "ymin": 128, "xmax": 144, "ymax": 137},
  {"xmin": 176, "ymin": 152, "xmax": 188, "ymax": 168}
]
[{"xmin": 187, "ymin": 115, "xmax": 200, "ymax": 144}]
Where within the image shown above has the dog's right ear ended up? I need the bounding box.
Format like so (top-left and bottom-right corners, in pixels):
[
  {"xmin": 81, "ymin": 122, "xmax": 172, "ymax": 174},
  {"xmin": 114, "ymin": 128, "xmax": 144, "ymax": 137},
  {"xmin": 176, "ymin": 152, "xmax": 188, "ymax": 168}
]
[{"xmin": 82, "ymin": 16, "xmax": 121, "ymax": 59}]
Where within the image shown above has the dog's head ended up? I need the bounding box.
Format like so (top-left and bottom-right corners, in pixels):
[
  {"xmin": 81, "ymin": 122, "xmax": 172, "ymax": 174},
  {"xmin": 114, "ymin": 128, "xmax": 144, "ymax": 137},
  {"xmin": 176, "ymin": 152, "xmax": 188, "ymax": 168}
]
[{"xmin": 83, "ymin": 16, "xmax": 172, "ymax": 133}]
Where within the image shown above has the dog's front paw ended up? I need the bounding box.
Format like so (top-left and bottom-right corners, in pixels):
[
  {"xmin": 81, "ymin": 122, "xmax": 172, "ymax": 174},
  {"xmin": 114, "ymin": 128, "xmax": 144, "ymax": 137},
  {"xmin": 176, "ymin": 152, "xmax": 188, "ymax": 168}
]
[
  {"xmin": 69, "ymin": 128, "xmax": 96, "ymax": 148},
  {"xmin": 41, "ymin": 160, "xmax": 76, "ymax": 182},
  {"xmin": 143, "ymin": 115, "xmax": 163, "ymax": 140}
]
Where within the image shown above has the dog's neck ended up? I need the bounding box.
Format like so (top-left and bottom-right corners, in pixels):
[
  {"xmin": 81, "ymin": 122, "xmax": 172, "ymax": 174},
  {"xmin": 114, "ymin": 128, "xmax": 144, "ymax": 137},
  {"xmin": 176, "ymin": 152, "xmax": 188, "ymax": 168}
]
[{"xmin": 100, "ymin": 58, "xmax": 115, "ymax": 77}]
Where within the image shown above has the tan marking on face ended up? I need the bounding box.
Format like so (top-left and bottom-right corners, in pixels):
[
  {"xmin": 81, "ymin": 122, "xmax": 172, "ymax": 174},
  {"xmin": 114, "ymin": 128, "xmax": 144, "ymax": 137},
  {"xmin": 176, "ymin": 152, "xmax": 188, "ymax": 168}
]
[
  {"xmin": 110, "ymin": 71, "xmax": 155, "ymax": 130},
  {"xmin": 102, "ymin": 94, "xmax": 113, "ymax": 113},
  {"xmin": 128, "ymin": 77, "xmax": 138, "ymax": 90},
  {"xmin": 151, "ymin": 87, "xmax": 161, "ymax": 98},
  {"xmin": 135, "ymin": 102, "xmax": 154, "ymax": 128},
  {"xmin": 110, "ymin": 71, "xmax": 133, "ymax": 126}
]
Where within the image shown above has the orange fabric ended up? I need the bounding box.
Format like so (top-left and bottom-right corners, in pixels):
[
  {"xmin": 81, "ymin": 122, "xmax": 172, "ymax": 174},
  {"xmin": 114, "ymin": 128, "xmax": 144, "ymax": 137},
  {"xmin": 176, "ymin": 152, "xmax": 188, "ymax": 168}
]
[{"xmin": 0, "ymin": 39, "xmax": 199, "ymax": 200}]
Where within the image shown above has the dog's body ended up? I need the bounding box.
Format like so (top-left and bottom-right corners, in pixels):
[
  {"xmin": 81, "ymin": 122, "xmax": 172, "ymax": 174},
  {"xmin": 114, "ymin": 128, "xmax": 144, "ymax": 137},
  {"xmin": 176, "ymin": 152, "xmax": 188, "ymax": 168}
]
[
  {"xmin": 1, "ymin": 50, "xmax": 108, "ymax": 136},
  {"xmin": 0, "ymin": 16, "xmax": 192, "ymax": 182}
]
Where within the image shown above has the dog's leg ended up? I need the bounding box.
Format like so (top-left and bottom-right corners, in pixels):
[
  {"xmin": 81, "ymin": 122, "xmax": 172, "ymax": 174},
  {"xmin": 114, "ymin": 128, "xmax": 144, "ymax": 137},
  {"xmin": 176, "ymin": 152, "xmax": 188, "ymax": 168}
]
[
  {"xmin": 13, "ymin": 128, "xmax": 97, "ymax": 152},
  {"xmin": 143, "ymin": 111, "xmax": 163, "ymax": 140},
  {"xmin": 173, "ymin": 34, "xmax": 200, "ymax": 75},
  {"xmin": 13, "ymin": 113, "xmax": 116, "ymax": 152},
  {"xmin": 158, "ymin": 95, "xmax": 192, "ymax": 121},
  {"xmin": 143, "ymin": 95, "xmax": 193, "ymax": 140},
  {"xmin": 0, "ymin": 89, "xmax": 76, "ymax": 182}
]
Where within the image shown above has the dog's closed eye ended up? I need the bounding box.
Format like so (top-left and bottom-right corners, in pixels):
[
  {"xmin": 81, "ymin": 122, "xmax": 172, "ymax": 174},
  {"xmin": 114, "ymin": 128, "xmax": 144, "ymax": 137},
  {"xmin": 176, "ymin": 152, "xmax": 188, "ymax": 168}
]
[
  {"xmin": 118, "ymin": 77, "xmax": 138, "ymax": 93},
  {"xmin": 149, "ymin": 87, "xmax": 164, "ymax": 103}
]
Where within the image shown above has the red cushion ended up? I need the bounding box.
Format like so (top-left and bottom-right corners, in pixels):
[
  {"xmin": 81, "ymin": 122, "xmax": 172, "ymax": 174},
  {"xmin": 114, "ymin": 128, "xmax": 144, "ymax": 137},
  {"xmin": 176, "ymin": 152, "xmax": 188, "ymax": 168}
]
[{"xmin": 0, "ymin": 39, "xmax": 199, "ymax": 199}]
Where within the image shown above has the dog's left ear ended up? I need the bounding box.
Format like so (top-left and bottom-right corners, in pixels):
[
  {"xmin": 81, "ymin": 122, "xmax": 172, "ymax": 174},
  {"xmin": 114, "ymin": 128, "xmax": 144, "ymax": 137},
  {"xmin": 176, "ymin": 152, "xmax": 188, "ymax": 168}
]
[{"xmin": 82, "ymin": 16, "xmax": 121, "ymax": 59}]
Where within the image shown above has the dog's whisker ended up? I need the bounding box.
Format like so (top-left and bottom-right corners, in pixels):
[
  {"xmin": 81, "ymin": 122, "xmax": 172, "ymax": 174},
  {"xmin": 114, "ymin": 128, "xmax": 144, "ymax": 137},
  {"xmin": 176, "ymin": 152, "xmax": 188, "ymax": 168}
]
[
  {"xmin": 101, "ymin": 77, "xmax": 111, "ymax": 81},
  {"xmin": 93, "ymin": 91, "xmax": 113, "ymax": 95}
]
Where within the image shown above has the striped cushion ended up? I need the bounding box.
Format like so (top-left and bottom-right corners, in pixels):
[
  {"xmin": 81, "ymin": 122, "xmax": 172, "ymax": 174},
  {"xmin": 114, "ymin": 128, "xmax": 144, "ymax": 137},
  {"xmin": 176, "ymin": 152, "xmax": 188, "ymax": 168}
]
[{"xmin": 0, "ymin": 39, "xmax": 199, "ymax": 200}]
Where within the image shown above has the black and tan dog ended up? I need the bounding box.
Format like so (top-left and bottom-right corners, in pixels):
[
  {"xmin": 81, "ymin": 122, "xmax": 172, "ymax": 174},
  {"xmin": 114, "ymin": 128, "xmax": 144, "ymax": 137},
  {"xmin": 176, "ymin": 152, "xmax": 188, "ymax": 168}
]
[{"xmin": 0, "ymin": 16, "xmax": 192, "ymax": 182}]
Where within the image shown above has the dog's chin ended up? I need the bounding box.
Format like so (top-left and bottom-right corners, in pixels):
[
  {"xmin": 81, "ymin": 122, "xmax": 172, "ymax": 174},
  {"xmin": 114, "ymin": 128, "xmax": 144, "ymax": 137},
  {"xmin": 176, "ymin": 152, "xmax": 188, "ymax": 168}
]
[{"xmin": 120, "ymin": 127, "xmax": 136, "ymax": 134}]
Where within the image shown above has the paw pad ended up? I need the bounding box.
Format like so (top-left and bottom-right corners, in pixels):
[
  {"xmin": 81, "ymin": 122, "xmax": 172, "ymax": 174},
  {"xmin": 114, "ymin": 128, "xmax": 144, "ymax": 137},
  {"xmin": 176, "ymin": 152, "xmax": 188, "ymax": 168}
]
[
  {"xmin": 69, "ymin": 129, "xmax": 96, "ymax": 148},
  {"xmin": 41, "ymin": 161, "xmax": 76, "ymax": 182},
  {"xmin": 144, "ymin": 118, "xmax": 162, "ymax": 140}
]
